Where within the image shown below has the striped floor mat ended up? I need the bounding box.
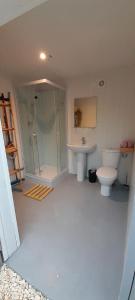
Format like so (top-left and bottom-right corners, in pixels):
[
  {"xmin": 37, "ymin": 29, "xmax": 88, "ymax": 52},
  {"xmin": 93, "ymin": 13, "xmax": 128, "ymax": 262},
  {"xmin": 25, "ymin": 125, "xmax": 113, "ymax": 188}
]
[{"xmin": 24, "ymin": 184, "xmax": 53, "ymax": 201}]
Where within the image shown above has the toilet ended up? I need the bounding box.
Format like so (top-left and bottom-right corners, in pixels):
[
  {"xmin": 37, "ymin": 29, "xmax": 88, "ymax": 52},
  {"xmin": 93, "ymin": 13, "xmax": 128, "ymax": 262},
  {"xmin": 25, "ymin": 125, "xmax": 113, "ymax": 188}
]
[{"xmin": 96, "ymin": 149, "xmax": 120, "ymax": 196}]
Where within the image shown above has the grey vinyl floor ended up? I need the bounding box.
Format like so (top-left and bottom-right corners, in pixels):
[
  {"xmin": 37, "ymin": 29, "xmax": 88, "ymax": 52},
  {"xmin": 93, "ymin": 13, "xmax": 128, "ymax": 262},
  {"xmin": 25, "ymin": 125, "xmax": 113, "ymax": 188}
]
[{"xmin": 7, "ymin": 175, "xmax": 128, "ymax": 300}]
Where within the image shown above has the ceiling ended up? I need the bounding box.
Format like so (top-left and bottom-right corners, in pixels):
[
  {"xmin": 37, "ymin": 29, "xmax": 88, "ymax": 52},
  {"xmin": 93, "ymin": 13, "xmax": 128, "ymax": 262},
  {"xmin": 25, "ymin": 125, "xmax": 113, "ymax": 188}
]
[
  {"xmin": 0, "ymin": 0, "xmax": 48, "ymax": 26},
  {"xmin": 0, "ymin": 0, "xmax": 135, "ymax": 83}
]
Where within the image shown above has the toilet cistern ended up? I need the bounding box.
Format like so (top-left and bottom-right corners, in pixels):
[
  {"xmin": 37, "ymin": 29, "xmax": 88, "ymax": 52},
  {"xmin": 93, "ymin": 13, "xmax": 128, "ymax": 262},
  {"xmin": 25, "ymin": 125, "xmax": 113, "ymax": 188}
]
[{"xmin": 81, "ymin": 137, "xmax": 86, "ymax": 145}]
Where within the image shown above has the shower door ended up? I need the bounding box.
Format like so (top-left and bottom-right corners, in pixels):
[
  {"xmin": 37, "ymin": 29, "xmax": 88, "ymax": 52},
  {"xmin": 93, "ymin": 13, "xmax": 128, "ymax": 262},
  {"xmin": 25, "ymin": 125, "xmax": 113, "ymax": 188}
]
[
  {"xmin": 35, "ymin": 89, "xmax": 58, "ymax": 178},
  {"xmin": 32, "ymin": 96, "xmax": 41, "ymax": 175},
  {"xmin": 55, "ymin": 88, "xmax": 67, "ymax": 173},
  {"xmin": 16, "ymin": 87, "xmax": 41, "ymax": 176}
]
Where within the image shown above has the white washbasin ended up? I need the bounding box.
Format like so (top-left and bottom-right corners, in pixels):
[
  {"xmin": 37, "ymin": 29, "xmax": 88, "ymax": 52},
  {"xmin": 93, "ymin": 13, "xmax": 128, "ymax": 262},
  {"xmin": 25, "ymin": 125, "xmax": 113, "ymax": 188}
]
[
  {"xmin": 67, "ymin": 144, "xmax": 96, "ymax": 182},
  {"xmin": 67, "ymin": 144, "xmax": 96, "ymax": 153}
]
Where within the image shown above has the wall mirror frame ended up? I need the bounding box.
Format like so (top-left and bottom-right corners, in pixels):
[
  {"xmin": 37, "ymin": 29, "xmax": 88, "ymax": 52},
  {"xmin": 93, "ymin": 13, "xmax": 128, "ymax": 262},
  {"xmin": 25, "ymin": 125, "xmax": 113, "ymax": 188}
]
[{"xmin": 74, "ymin": 96, "xmax": 97, "ymax": 128}]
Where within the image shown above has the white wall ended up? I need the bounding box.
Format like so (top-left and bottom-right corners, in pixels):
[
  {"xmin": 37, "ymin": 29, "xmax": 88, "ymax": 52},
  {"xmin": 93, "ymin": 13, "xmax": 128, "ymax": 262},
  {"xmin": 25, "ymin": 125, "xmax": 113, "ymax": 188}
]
[
  {"xmin": 119, "ymin": 153, "xmax": 135, "ymax": 299},
  {"xmin": 67, "ymin": 67, "xmax": 135, "ymax": 184}
]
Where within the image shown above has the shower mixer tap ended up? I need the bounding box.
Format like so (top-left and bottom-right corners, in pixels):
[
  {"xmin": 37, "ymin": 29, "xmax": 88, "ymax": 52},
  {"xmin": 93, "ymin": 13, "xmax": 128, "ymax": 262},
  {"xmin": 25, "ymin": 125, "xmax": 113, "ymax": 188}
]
[
  {"xmin": 81, "ymin": 137, "xmax": 86, "ymax": 144},
  {"xmin": 32, "ymin": 132, "xmax": 38, "ymax": 144},
  {"xmin": 32, "ymin": 132, "xmax": 37, "ymax": 137}
]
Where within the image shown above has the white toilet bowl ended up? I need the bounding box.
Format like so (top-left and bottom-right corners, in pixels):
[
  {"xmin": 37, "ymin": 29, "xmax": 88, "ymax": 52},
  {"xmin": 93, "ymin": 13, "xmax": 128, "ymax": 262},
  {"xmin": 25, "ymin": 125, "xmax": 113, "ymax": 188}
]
[
  {"xmin": 96, "ymin": 148, "xmax": 120, "ymax": 196},
  {"xmin": 96, "ymin": 167, "xmax": 117, "ymax": 196}
]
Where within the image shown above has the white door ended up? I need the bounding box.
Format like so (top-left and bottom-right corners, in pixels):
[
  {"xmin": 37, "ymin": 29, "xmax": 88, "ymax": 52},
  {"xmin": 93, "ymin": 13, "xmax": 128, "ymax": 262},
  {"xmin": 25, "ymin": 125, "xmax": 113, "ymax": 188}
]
[
  {"xmin": 119, "ymin": 153, "xmax": 135, "ymax": 300},
  {"xmin": 0, "ymin": 120, "xmax": 20, "ymax": 261}
]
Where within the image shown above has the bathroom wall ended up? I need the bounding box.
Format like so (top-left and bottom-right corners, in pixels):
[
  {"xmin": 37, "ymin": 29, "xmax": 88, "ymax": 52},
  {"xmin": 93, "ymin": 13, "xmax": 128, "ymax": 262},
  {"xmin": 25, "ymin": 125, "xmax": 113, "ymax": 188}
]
[{"xmin": 67, "ymin": 66, "xmax": 135, "ymax": 184}]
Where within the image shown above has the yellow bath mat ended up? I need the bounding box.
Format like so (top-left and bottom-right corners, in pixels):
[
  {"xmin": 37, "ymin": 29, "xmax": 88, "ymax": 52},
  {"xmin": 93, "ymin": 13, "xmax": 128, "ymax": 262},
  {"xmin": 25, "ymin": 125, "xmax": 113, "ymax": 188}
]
[{"xmin": 24, "ymin": 184, "xmax": 54, "ymax": 201}]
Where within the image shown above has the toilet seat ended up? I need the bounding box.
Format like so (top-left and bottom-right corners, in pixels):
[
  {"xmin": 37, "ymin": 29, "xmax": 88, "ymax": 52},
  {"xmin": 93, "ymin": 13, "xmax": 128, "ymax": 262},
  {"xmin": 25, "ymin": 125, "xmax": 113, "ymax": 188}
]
[
  {"xmin": 96, "ymin": 167, "xmax": 117, "ymax": 196},
  {"xmin": 96, "ymin": 148, "xmax": 120, "ymax": 196},
  {"xmin": 97, "ymin": 167, "xmax": 117, "ymax": 180}
]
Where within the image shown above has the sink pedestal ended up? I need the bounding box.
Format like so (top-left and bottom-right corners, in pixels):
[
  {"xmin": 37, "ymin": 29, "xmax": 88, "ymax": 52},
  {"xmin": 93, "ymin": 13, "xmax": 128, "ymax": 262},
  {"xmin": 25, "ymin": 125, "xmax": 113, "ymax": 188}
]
[
  {"xmin": 77, "ymin": 153, "xmax": 86, "ymax": 182},
  {"xmin": 67, "ymin": 143, "xmax": 96, "ymax": 182}
]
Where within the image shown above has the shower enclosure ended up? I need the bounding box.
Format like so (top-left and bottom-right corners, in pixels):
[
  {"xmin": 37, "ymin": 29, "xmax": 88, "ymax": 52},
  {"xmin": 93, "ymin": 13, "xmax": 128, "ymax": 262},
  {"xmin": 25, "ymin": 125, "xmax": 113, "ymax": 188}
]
[{"xmin": 16, "ymin": 79, "xmax": 67, "ymax": 185}]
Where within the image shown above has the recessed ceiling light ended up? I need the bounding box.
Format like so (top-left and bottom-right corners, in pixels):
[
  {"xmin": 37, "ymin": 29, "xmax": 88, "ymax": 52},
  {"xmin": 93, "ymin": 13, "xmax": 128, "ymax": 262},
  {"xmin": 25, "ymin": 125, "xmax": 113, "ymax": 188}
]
[{"xmin": 40, "ymin": 52, "xmax": 47, "ymax": 60}]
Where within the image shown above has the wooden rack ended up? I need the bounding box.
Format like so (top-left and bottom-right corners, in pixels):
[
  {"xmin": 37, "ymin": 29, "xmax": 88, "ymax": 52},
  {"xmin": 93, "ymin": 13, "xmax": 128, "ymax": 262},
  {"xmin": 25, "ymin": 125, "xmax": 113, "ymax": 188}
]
[
  {"xmin": 120, "ymin": 147, "xmax": 134, "ymax": 154},
  {"xmin": 0, "ymin": 92, "xmax": 23, "ymax": 190}
]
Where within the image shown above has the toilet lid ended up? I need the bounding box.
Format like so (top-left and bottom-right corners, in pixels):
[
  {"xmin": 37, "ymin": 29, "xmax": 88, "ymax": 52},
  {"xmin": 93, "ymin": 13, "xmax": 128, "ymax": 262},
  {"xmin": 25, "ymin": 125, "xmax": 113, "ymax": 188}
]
[{"xmin": 97, "ymin": 167, "xmax": 117, "ymax": 179}]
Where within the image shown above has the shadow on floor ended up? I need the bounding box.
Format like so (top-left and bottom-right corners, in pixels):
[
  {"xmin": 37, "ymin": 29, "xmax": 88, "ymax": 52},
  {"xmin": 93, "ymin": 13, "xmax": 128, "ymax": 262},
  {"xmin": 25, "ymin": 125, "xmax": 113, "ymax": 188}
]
[
  {"xmin": 0, "ymin": 251, "xmax": 3, "ymax": 268},
  {"xmin": 110, "ymin": 183, "xmax": 129, "ymax": 202}
]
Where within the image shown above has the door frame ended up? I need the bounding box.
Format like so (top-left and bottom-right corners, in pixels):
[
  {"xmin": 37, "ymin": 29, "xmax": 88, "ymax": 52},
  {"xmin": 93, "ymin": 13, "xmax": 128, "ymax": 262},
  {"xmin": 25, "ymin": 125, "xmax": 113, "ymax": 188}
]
[
  {"xmin": 0, "ymin": 120, "xmax": 20, "ymax": 261},
  {"xmin": 118, "ymin": 153, "xmax": 135, "ymax": 300}
]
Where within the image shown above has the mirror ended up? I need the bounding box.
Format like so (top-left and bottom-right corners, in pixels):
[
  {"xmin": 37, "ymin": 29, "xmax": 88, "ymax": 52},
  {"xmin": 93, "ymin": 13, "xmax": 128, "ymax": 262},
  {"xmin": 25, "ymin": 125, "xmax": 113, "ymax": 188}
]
[{"xmin": 74, "ymin": 96, "xmax": 97, "ymax": 128}]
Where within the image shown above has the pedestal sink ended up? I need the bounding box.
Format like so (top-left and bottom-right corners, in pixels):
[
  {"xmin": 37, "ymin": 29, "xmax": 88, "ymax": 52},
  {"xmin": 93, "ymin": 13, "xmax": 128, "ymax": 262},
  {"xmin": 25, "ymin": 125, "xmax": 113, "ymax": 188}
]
[{"xmin": 67, "ymin": 144, "xmax": 96, "ymax": 182}]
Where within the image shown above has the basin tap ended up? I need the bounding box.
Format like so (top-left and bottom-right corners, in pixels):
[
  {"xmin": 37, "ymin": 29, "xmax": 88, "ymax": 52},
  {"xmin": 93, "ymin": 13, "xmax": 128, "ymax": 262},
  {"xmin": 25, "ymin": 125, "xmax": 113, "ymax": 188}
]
[{"xmin": 82, "ymin": 137, "xmax": 86, "ymax": 145}]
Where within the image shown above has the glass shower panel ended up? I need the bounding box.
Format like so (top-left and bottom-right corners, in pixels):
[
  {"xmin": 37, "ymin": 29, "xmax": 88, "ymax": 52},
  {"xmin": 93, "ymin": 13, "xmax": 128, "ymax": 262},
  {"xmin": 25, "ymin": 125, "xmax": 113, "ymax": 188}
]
[
  {"xmin": 16, "ymin": 83, "xmax": 66, "ymax": 181},
  {"xmin": 32, "ymin": 96, "xmax": 41, "ymax": 175},
  {"xmin": 16, "ymin": 87, "xmax": 40, "ymax": 175},
  {"xmin": 55, "ymin": 89, "xmax": 67, "ymax": 172},
  {"xmin": 35, "ymin": 89, "xmax": 58, "ymax": 178}
]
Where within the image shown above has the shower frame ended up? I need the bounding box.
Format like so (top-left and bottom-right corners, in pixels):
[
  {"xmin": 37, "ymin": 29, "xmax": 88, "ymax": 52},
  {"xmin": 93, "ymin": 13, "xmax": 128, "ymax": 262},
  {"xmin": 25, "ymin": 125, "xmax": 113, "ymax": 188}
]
[{"xmin": 15, "ymin": 78, "xmax": 67, "ymax": 186}]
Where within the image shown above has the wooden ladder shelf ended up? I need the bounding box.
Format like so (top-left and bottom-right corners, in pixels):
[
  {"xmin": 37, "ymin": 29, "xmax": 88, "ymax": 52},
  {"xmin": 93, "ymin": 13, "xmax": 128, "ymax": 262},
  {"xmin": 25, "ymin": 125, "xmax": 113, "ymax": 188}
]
[{"xmin": 0, "ymin": 92, "xmax": 24, "ymax": 190}]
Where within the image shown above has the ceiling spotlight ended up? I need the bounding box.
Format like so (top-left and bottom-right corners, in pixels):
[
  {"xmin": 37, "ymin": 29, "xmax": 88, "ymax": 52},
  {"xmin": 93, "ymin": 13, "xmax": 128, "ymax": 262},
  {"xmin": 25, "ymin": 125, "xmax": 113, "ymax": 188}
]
[{"xmin": 40, "ymin": 52, "xmax": 47, "ymax": 60}]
